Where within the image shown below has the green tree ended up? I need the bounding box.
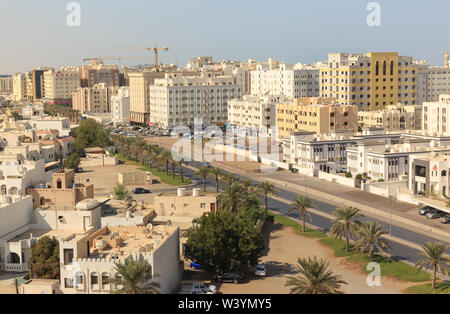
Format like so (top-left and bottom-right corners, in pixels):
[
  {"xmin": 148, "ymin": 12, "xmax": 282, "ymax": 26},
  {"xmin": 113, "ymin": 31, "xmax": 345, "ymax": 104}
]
[
  {"xmin": 355, "ymin": 221, "xmax": 391, "ymax": 260},
  {"xmin": 64, "ymin": 153, "xmax": 81, "ymax": 170},
  {"xmin": 258, "ymin": 181, "xmax": 278, "ymax": 214},
  {"xmin": 415, "ymin": 242, "xmax": 450, "ymax": 289},
  {"xmin": 223, "ymin": 172, "xmax": 239, "ymax": 186},
  {"xmin": 285, "ymin": 256, "xmax": 347, "ymax": 294},
  {"xmin": 330, "ymin": 207, "xmax": 363, "ymax": 252},
  {"xmin": 28, "ymin": 236, "xmax": 60, "ymax": 279},
  {"xmin": 209, "ymin": 167, "xmax": 223, "ymax": 193},
  {"xmin": 219, "ymin": 182, "xmax": 246, "ymax": 213},
  {"xmin": 184, "ymin": 210, "xmax": 264, "ymax": 274},
  {"xmin": 113, "ymin": 182, "xmax": 130, "ymax": 201},
  {"xmin": 73, "ymin": 119, "xmax": 109, "ymax": 154},
  {"xmin": 110, "ymin": 258, "xmax": 160, "ymax": 294},
  {"xmin": 195, "ymin": 166, "xmax": 210, "ymax": 192},
  {"xmin": 288, "ymin": 196, "xmax": 315, "ymax": 232}
]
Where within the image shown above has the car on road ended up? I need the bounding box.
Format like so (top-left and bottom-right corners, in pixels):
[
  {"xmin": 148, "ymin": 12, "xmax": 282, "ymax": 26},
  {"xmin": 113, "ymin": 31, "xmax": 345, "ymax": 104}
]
[
  {"xmin": 133, "ymin": 188, "xmax": 150, "ymax": 194},
  {"xmin": 441, "ymin": 214, "xmax": 450, "ymax": 224},
  {"xmin": 254, "ymin": 264, "xmax": 266, "ymax": 277},
  {"xmin": 213, "ymin": 273, "xmax": 244, "ymax": 284},
  {"xmin": 202, "ymin": 162, "xmax": 212, "ymax": 168},
  {"xmin": 426, "ymin": 209, "xmax": 445, "ymax": 219},
  {"xmin": 418, "ymin": 206, "xmax": 434, "ymax": 215}
]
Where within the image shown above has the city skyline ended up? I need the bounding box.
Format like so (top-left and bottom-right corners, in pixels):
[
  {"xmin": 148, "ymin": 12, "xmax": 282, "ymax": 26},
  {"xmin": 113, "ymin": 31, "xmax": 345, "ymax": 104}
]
[{"xmin": 1, "ymin": 0, "xmax": 450, "ymax": 74}]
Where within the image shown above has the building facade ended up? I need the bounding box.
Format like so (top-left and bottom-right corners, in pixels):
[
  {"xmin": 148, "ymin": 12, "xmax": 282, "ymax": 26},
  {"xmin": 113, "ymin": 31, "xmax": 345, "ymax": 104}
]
[
  {"xmin": 0, "ymin": 75, "xmax": 13, "ymax": 94},
  {"xmin": 72, "ymin": 83, "xmax": 118, "ymax": 114},
  {"xmin": 111, "ymin": 87, "xmax": 130, "ymax": 125},
  {"xmin": 43, "ymin": 69, "xmax": 81, "ymax": 105},
  {"xmin": 358, "ymin": 103, "xmax": 422, "ymax": 131},
  {"xmin": 423, "ymin": 95, "xmax": 450, "ymax": 136}
]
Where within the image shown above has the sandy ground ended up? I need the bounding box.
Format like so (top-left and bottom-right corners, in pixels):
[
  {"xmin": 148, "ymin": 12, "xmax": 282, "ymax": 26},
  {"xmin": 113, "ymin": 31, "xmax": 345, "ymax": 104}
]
[{"xmin": 218, "ymin": 222, "xmax": 413, "ymax": 294}]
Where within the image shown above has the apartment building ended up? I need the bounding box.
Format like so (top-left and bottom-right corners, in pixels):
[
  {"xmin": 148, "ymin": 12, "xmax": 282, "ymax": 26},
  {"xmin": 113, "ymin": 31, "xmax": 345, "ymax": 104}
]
[
  {"xmin": 228, "ymin": 95, "xmax": 290, "ymax": 131},
  {"xmin": 423, "ymin": 94, "xmax": 450, "ymax": 136},
  {"xmin": 13, "ymin": 73, "xmax": 27, "ymax": 102},
  {"xmin": 43, "ymin": 68, "xmax": 81, "ymax": 105},
  {"xmin": 149, "ymin": 73, "xmax": 242, "ymax": 129},
  {"xmin": 358, "ymin": 103, "xmax": 422, "ymax": 131},
  {"xmin": 276, "ymin": 97, "xmax": 358, "ymax": 139},
  {"xmin": 128, "ymin": 71, "xmax": 166, "ymax": 124},
  {"xmin": 251, "ymin": 59, "xmax": 320, "ymax": 98},
  {"xmin": 72, "ymin": 83, "xmax": 118, "ymax": 114},
  {"xmin": 80, "ymin": 60, "xmax": 120, "ymax": 88},
  {"xmin": 111, "ymin": 87, "xmax": 130, "ymax": 125},
  {"xmin": 0, "ymin": 75, "xmax": 13, "ymax": 94},
  {"xmin": 320, "ymin": 52, "xmax": 418, "ymax": 111},
  {"xmin": 409, "ymin": 152, "xmax": 450, "ymax": 197},
  {"xmin": 416, "ymin": 52, "xmax": 450, "ymax": 104}
]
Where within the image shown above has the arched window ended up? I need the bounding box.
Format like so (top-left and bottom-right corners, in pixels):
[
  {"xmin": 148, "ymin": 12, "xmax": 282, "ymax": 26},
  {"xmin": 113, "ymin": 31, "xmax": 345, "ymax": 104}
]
[
  {"xmin": 390, "ymin": 61, "xmax": 394, "ymax": 75},
  {"xmin": 375, "ymin": 61, "xmax": 379, "ymax": 75},
  {"xmin": 57, "ymin": 179, "xmax": 62, "ymax": 189},
  {"xmin": 383, "ymin": 61, "xmax": 387, "ymax": 75},
  {"xmin": 40, "ymin": 197, "xmax": 45, "ymax": 205},
  {"xmin": 1, "ymin": 185, "xmax": 6, "ymax": 195},
  {"xmin": 102, "ymin": 273, "xmax": 110, "ymax": 290},
  {"xmin": 8, "ymin": 252, "xmax": 20, "ymax": 264},
  {"xmin": 442, "ymin": 170, "xmax": 447, "ymax": 177}
]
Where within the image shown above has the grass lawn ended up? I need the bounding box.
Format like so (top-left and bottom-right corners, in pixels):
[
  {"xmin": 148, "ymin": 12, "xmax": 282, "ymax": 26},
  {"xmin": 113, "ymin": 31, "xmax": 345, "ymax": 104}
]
[
  {"xmin": 404, "ymin": 282, "xmax": 450, "ymax": 294},
  {"xmin": 269, "ymin": 212, "xmax": 431, "ymax": 283},
  {"xmin": 117, "ymin": 154, "xmax": 192, "ymax": 186},
  {"xmin": 346, "ymin": 254, "xmax": 431, "ymax": 282}
]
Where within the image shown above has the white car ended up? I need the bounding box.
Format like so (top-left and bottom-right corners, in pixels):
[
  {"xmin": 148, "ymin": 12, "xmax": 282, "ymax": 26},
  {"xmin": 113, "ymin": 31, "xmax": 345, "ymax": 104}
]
[{"xmin": 255, "ymin": 264, "xmax": 266, "ymax": 277}]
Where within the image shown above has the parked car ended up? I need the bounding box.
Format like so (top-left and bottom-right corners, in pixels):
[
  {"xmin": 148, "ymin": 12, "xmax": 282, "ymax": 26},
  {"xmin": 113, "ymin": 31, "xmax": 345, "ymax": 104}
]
[
  {"xmin": 133, "ymin": 188, "xmax": 150, "ymax": 194},
  {"xmin": 254, "ymin": 264, "xmax": 266, "ymax": 277},
  {"xmin": 213, "ymin": 273, "xmax": 244, "ymax": 284},
  {"xmin": 426, "ymin": 209, "xmax": 445, "ymax": 219},
  {"xmin": 202, "ymin": 162, "xmax": 212, "ymax": 168},
  {"xmin": 441, "ymin": 214, "xmax": 450, "ymax": 224},
  {"xmin": 418, "ymin": 206, "xmax": 434, "ymax": 216}
]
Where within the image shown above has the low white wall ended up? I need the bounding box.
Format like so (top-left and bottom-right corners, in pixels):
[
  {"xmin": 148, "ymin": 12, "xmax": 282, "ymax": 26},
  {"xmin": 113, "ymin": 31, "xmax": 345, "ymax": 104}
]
[
  {"xmin": 362, "ymin": 181, "xmax": 407, "ymax": 198},
  {"xmin": 260, "ymin": 157, "xmax": 290, "ymax": 170},
  {"xmin": 318, "ymin": 172, "xmax": 356, "ymax": 188},
  {"xmin": 397, "ymin": 192, "xmax": 420, "ymax": 205},
  {"xmin": 293, "ymin": 165, "xmax": 315, "ymax": 177}
]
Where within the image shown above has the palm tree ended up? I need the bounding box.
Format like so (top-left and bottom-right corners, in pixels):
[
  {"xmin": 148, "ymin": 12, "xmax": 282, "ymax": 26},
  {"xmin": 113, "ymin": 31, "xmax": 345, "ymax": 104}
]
[
  {"xmin": 220, "ymin": 182, "xmax": 246, "ymax": 213},
  {"xmin": 110, "ymin": 258, "xmax": 160, "ymax": 294},
  {"xmin": 258, "ymin": 181, "xmax": 278, "ymax": 214},
  {"xmin": 288, "ymin": 196, "xmax": 315, "ymax": 232},
  {"xmin": 285, "ymin": 256, "xmax": 347, "ymax": 294},
  {"xmin": 161, "ymin": 150, "xmax": 172, "ymax": 176},
  {"xmin": 195, "ymin": 166, "xmax": 210, "ymax": 192},
  {"xmin": 330, "ymin": 207, "xmax": 363, "ymax": 252},
  {"xmin": 178, "ymin": 158, "xmax": 185, "ymax": 183},
  {"xmin": 415, "ymin": 242, "xmax": 450, "ymax": 289},
  {"xmin": 223, "ymin": 172, "xmax": 239, "ymax": 186},
  {"xmin": 354, "ymin": 221, "xmax": 391, "ymax": 260},
  {"xmin": 209, "ymin": 167, "xmax": 222, "ymax": 193}
]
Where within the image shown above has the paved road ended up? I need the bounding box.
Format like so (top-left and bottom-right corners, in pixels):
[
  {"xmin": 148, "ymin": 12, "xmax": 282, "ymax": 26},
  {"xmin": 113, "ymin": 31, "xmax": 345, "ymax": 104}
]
[{"xmin": 181, "ymin": 160, "xmax": 450, "ymax": 264}]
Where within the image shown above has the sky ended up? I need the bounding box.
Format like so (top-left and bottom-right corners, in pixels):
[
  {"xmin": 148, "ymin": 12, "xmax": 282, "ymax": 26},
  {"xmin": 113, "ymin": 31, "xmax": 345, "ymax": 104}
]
[{"xmin": 0, "ymin": 0, "xmax": 449, "ymax": 74}]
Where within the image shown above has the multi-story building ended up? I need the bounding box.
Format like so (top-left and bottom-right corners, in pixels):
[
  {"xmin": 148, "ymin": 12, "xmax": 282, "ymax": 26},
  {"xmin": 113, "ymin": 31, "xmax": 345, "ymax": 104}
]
[
  {"xmin": 149, "ymin": 73, "xmax": 242, "ymax": 129},
  {"xmin": 320, "ymin": 52, "xmax": 418, "ymax": 111},
  {"xmin": 276, "ymin": 97, "xmax": 358, "ymax": 140},
  {"xmin": 227, "ymin": 95, "xmax": 290, "ymax": 131},
  {"xmin": 358, "ymin": 103, "xmax": 422, "ymax": 131},
  {"xmin": 79, "ymin": 60, "xmax": 120, "ymax": 88},
  {"xmin": 423, "ymin": 94, "xmax": 450, "ymax": 136},
  {"xmin": 128, "ymin": 71, "xmax": 166, "ymax": 124},
  {"xmin": 13, "ymin": 73, "xmax": 27, "ymax": 102},
  {"xmin": 43, "ymin": 68, "xmax": 81, "ymax": 105},
  {"xmin": 72, "ymin": 83, "xmax": 118, "ymax": 114},
  {"xmin": 416, "ymin": 52, "xmax": 450, "ymax": 105},
  {"xmin": 251, "ymin": 59, "xmax": 320, "ymax": 98},
  {"xmin": 409, "ymin": 152, "xmax": 450, "ymax": 197},
  {"xmin": 111, "ymin": 87, "xmax": 130, "ymax": 125},
  {"xmin": 0, "ymin": 75, "xmax": 13, "ymax": 94}
]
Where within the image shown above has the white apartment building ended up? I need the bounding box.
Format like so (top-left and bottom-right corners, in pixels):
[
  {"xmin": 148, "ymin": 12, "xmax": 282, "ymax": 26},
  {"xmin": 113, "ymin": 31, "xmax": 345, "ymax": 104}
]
[
  {"xmin": 111, "ymin": 87, "xmax": 130, "ymax": 125},
  {"xmin": 251, "ymin": 59, "xmax": 320, "ymax": 98},
  {"xmin": 415, "ymin": 53, "xmax": 450, "ymax": 105},
  {"xmin": 13, "ymin": 73, "xmax": 27, "ymax": 102},
  {"xmin": 149, "ymin": 73, "xmax": 242, "ymax": 129},
  {"xmin": 423, "ymin": 95, "xmax": 450, "ymax": 136},
  {"xmin": 320, "ymin": 52, "xmax": 418, "ymax": 111},
  {"xmin": 43, "ymin": 68, "xmax": 81, "ymax": 105},
  {"xmin": 358, "ymin": 103, "xmax": 422, "ymax": 131},
  {"xmin": 31, "ymin": 117, "xmax": 72, "ymax": 137},
  {"xmin": 0, "ymin": 75, "xmax": 13, "ymax": 94},
  {"xmin": 228, "ymin": 95, "xmax": 290, "ymax": 131}
]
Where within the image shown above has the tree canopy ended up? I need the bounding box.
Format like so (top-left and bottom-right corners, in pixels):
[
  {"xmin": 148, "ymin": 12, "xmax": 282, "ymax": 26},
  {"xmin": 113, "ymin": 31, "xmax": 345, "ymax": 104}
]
[
  {"xmin": 73, "ymin": 119, "xmax": 110, "ymax": 155},
  {"xmin": 28, "ymin": 236, "xmax": 60, "ymax": 279},
  {"xmin": 64, "ymin": 152, "xmax": 81, "ymax": 170}
]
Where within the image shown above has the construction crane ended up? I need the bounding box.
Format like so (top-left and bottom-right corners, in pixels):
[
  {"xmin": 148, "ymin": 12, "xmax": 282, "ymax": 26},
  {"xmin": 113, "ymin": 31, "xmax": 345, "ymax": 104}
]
[
  {"xmin": 82, "ymin": 56, "xmax": 151, "ymax": 66},
  {"xmin": 112, "ymin": 45, "xmax": 169, "ymax": 68}
]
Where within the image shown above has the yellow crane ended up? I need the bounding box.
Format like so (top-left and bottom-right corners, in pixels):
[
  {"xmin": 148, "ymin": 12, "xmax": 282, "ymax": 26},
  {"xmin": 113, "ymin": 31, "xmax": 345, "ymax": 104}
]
[
  {"xmin": 82, "ymin": 56, "xmax": 151, "ymax": 66},
  {"xmin": 112, "ymin": 45, "xmax": 169, "ymax": 68}
]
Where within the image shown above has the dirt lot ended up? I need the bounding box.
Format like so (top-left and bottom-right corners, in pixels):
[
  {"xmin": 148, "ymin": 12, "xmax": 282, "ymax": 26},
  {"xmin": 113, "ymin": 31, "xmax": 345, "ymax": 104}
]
[
  {"xmin": 217, "ymin": 222, "xmax": 413, "ymax": 294},
  {"xmin": 74, "ymin": 162, "xmax": 180, "ymax": 203}
]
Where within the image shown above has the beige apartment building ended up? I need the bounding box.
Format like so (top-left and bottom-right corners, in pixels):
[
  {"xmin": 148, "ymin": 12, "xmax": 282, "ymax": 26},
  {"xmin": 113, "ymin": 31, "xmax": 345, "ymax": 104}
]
[
  {"xmin": 423, "ymin": 94, "xmax": 450, "ymax": 136},
  {"xmin": 276, "ymin": 97, "xmax": 358, "ymax": 139},
  {"xmin": 129, "ymin": 71, "xmax": 166, "ymax": 124},
  {"xmin": 43, "ymin": 68, "xmax": 81, "ymax": 105},
  {"xmin": 358, "ymin": 103, "xmax": 422, "ymax": 131},
  {"xmin": 320, "ymin": 52, "xmax": 418, "ymax": 111},
  {"xmin": 72, "ymin": 83, "xmax": 118, "ymax": 114},
  {"xmin": 13, "ymin": 73, "xmax": 27, "ymax": 102},
  {"xmin": 0, "ymin": 75, "xmax": 13, "ymax": 94},
  {"xmin": 80, "ymin": 60, "xmax": 120, "ymax": 88}
]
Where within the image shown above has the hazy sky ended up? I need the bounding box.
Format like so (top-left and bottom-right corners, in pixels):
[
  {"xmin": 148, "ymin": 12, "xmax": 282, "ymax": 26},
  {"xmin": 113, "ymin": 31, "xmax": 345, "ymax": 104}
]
[{"xmin": 1, "ymin": 0, "xmax": 449, "ymax": 74}]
